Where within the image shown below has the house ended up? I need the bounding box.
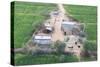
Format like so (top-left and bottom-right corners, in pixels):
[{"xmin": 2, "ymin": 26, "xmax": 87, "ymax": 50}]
[
  {"xmin": 61, "ymin": 21, "xmax": 80, "ymax": 35},
  {"xmin": 33, "ymin": 34, "xmax": 52, "ymax": 47}
]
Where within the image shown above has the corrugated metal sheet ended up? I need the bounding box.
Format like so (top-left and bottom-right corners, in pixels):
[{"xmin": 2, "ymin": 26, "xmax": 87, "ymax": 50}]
[
  {"xmin": 34, "ymin": 35, "xmax": 51, "ymax": 40},
  {"xmin": 61, "ymin": 21, "xmax": 79, "ymax": 31},
  {"xmin": 34, "ymin": 39, "xmax": 51, "ymax": 45},
  {"xmin": 62, "ymin": 21, "xmax": 77, "ymax": 25}
]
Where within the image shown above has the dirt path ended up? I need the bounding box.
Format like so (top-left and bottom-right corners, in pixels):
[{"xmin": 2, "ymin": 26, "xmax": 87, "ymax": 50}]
[
  {"xmin": 50, "ymin": 4, "xmax": 70, "ymax": 42},
  {"xmin": 64, "ymin": 35, "xmax": 82, "ymax": 61},
  {"xmin": 50, "ymin": 12, "xmax": 64, "ymax": 42},
  {"xmin": 53, "ymin": 4, "xmax": 83, "ymax": 61},
  {"xmin": 57, "ymin": 4, "xmax": 70, "ymax": 21}
]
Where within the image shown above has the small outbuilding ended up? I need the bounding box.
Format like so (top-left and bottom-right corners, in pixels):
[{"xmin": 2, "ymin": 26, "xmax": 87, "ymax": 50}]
[
  {"xmin": 43, "ymin": 22, "xmax": 54, "ymax": 33},
  {"xmin": 61, "ymin": 21, "xmax": 80, "ymax": 35},
  {"xmin": 33, "ymin": 34, "xmax": 52, "ymax": 46}
]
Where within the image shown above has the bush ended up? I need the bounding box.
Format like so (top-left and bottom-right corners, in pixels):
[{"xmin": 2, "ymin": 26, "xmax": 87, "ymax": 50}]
[
  {"xmin": 84, "ymin": 41, "xmax": 97, "ymax": 51},
  {"xmin": 82, "ymin": 41, "xmax": 97, "ymax": 61},
  {"xmin": 54, "ymin": 40, "xmax": 66, "ymax": 54},
  {"xmin": 64, "ymin": 55, "xmax": 79, "ymax": 62}
]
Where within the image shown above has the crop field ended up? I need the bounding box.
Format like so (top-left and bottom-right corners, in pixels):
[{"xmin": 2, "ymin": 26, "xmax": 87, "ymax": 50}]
[
  {"xmin": 64, "ymin": 5, "xmax": 97, "ymax": 41},
  {"xmin": 15, "ymin": 54, "xmax": 78, "ymax": 65},
  {"xmin": 64, "ymin": 5, "xmax": 97, "ymax": 61},
  {"xmin": 13, "ymin": 1, "xmax": 97, "ymax": 65},
  {"xmin": 14, "ymin": 2, "xmax": 57, "ymax": 48}
]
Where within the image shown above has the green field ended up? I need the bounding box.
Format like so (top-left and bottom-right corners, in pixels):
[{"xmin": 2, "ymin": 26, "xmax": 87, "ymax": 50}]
[
  {"xmin": 15, "ymin": 54, "xmax": 78, "ymax": 65},
  {"xmin": 64, "ymin": 5, "xmax": 97, "ymax": 61},
  {"xmin": 14, "ymin": 2, "xmax": 57, "ymax": 48},
  {"xmin": 13, "ymin": 2, "xmax": 97, "ymax": 65},
  {"xmin": 64, "ymin": 5, "xmax": 97, "ymax": 41}
]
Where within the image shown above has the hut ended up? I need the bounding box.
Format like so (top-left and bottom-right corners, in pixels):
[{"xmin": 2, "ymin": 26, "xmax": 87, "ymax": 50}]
[
  {"xmin": 33, "ymin": 34, "xmax": 52, "ymax": 47},
  {"xmin": 61, "ymin": 21, "xmax": 80, "ymax": 35},
  {"xmin": 43, "ymin": 22, "xmax": 54, "ymax": 33}
]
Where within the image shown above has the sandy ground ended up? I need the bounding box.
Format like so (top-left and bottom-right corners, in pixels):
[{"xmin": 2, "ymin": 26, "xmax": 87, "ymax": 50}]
[
  {"xmin": 50, "ymin": 13, "xmax": 64, "ymax": 42},
  {"xmin": 50, "ymin": 4, "xmax": 69, "ymax": 42},
  {"xmin": 51, "ymin": 4, "xmax": 83, "ymax": 60}
]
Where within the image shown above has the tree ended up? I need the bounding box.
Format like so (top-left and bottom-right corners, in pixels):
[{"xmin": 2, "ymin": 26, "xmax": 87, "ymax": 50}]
[
  {"xmin": 84, "ymin": 41, "xmax": 97, "ymax": 51},
  {"xmin": 54, "ymin": 40, "xmax": 66, "ymax": 54},
  {"xmin": 82, "ymin": 41, "xmax": 97, "ymax": 61}
]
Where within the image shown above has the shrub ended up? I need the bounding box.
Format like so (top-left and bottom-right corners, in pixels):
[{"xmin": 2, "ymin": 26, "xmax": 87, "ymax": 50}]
[
  {"xmin": 64, "ymin": 55, "xmax": 79, "ymax": 62},
  {"xmin": 84, "ymin": 41, "xmax": 97, "ymax": 51},
  {"xmin": 54, "ymin": 40, "xmax": 66, "ymax": 54},
  {"xmin": 82, "ymin": 41, "xmax": 97, "ymax": 61}
]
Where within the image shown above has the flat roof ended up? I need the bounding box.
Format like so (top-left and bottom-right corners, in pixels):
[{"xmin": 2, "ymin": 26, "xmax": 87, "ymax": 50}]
[
  {"xmin": 62, "ymin": 21, "xmax": 77, "ymax": 25},
  {"xmin": 34, "ymin": 35, "xmax": 51, "ymax": 40}
]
